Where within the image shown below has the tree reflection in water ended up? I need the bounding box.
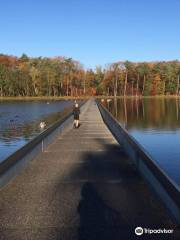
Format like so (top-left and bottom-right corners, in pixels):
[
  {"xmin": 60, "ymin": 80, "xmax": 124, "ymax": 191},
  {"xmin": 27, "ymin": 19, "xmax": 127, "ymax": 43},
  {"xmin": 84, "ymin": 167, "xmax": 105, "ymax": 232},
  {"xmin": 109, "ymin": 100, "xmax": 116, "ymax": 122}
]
[
  {"xmin": 103, "ymin": 97, "xmax": 180, "ymax": 185},
  {"xmin": 104, "ymin": 98, "xmax": 180, "ymax": 130}
]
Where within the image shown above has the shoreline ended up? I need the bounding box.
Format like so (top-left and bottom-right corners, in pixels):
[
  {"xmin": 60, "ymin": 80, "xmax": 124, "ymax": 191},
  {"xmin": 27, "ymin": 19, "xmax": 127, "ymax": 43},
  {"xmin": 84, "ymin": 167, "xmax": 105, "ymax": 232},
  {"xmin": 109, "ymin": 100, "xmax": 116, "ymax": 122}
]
[
  {"xmin": 0, "ymin": 96, "xmax": 89, "ymax": 101},
  {"xmin": 96, "ymin": 95, "xmax": 180, "ymax": 99},
  {"xmin": 0, "ymin": 95, "xmax": 180, "ymax": 101}
]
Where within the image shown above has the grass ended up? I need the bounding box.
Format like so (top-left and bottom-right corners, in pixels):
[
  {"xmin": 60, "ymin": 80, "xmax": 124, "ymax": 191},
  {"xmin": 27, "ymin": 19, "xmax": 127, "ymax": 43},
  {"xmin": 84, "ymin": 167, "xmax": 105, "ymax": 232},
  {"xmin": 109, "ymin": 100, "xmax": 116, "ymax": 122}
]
[
  {"xmin": 95, "ymin": 95, "xmax": 180, "ymax": 99},
  {"xmin": 0, "ymin": 95, "xmax": 180, "ymax": 101},
  {"xmin": 0, "ymin": 96, "xmax": 90, "ymax": 101}
]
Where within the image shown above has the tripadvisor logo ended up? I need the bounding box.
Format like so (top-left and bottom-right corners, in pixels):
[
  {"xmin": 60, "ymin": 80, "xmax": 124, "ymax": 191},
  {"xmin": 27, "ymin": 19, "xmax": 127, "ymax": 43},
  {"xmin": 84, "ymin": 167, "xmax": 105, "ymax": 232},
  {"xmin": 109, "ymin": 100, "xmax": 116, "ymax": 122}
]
[
  {"xmin": 135, "ymin": 227, "xmax": 174, "ymax": 236},
  {"xmin": 135, "ymin": 227, "xmax": 143, "ymax": 235}
]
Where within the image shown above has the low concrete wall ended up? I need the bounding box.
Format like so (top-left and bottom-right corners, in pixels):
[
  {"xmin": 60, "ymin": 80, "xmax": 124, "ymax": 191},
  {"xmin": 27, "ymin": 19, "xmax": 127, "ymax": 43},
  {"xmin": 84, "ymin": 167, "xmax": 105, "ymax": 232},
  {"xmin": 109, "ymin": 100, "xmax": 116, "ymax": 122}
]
[
  {"xmin": 0, "ymin": 100, "xmax": 87, "ymax": 188},
  {"xmin": 97, "ymin": 102, "xmax": 180, "ymax": 224}
]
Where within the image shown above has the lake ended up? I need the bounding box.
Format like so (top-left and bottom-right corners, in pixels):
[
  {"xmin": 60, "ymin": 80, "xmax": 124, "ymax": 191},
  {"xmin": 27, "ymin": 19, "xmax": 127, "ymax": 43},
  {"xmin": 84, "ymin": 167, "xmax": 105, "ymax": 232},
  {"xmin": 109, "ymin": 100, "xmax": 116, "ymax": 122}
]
[
  {"xmin": 0, "ymin": 100, "xmax": 75, "ymax": 162},
  {"xmin": 104, "ymin": 97, "xmax": 180, "ymax": 186}
]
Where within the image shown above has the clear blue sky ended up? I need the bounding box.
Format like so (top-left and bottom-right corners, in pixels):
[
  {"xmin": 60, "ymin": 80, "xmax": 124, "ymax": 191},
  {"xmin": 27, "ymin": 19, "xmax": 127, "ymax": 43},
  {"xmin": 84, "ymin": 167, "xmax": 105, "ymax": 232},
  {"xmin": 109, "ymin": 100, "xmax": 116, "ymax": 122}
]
[{"xmin": 0, "ymin": 0, "xmax": 180, "ymax": 68}]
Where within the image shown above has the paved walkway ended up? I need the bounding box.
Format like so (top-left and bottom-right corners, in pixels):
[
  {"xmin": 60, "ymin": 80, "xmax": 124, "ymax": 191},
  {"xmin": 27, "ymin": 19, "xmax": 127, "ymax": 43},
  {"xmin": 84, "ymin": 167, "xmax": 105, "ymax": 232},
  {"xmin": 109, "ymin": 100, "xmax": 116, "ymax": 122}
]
[{"xmin": 0, "ymin": 100, "xmax": 178, "ymax": 239}]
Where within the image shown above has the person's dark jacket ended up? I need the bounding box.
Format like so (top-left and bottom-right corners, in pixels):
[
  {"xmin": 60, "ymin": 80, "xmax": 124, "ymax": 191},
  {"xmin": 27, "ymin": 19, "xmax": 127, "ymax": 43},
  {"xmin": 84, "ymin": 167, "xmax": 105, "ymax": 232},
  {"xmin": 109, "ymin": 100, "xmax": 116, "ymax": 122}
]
[{"xmin": 73, "ymin": 106, "xmax": 80, "ymax": 120}]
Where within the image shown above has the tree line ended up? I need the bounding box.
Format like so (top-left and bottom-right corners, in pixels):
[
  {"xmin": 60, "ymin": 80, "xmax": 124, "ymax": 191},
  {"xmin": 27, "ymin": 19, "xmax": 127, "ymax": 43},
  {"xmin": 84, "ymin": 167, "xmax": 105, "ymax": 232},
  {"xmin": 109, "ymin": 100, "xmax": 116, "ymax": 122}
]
[
  {"xmin": 101, "ymin": 61, "xmax": 180, "ymax": 96},
  {"xmin": 0, "ymin": 54, "xmax": 180, "ymax": 97}
]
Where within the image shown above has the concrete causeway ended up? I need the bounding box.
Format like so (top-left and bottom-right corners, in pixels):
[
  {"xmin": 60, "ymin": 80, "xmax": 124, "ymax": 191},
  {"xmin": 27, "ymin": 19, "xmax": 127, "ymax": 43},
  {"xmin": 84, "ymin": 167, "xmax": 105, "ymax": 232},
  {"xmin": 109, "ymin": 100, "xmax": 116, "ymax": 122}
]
[{"xmin": 0, "ymin": 99, "xmax": 178, "ymax": 239}]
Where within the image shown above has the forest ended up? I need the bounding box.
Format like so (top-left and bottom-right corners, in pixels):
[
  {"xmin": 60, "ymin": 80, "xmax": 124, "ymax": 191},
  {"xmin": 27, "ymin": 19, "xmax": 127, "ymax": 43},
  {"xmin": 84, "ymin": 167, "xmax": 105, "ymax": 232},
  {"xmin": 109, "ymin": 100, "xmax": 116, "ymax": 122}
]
[{"xmin": 0, "ymin": 54, "xmax": 180, "ymax": 97}]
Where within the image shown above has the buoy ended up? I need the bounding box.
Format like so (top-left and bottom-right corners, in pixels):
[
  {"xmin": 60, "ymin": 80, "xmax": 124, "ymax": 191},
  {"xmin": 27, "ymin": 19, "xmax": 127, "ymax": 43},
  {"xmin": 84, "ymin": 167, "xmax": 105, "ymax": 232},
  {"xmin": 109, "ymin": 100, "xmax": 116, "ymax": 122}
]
[
  {"xmin": 47, "ymin": 102, "xmax": 50, "ymax": 105},
  {"xmin": 39, "ymin": 122, "xmax": 46, "ymax": 129}
]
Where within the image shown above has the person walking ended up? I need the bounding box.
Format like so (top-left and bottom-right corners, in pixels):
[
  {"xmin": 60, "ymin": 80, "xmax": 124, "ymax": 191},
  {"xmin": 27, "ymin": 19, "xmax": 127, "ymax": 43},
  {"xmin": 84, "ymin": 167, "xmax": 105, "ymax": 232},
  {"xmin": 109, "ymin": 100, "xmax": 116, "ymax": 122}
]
[{"xmin": 73, "ymin": 102, "xmax": 80, "ymax": 128}]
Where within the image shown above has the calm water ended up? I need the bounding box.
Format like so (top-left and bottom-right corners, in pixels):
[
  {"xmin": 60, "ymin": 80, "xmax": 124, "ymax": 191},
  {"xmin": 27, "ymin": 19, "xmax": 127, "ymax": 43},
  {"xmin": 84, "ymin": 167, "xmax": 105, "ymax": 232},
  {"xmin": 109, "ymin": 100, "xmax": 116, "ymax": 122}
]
[
  {"xmin": 104, "ymin": 98, "xmax": 180, "ymax": 186},
  {"xmin": 0, "ymin": 100, "xmax": 75, "ymax": 162}
]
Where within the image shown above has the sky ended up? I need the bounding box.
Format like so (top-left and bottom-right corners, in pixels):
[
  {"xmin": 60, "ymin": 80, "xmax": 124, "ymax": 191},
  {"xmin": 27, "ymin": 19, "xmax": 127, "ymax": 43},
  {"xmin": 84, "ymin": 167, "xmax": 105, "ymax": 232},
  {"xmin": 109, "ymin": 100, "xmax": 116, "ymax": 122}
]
[{"xmin": 0, "ymin": 0, "xmax": 180, "ymax": 68}]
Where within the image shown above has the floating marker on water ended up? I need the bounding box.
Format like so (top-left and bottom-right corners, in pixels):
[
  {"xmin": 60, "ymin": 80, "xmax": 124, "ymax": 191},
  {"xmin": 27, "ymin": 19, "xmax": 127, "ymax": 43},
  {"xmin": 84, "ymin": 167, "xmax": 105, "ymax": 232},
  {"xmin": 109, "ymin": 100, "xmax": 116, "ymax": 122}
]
[{"xmin": 39, "ymin": 122, "xmax": 46, "ymax": 129}]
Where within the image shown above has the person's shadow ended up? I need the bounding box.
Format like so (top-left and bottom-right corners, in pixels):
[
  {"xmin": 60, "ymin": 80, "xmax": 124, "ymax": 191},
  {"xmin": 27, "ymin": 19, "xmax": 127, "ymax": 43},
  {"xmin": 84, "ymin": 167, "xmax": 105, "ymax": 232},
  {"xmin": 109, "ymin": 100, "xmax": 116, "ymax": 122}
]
[{"xmin": 77, "ymin": 182, "xmax": 131, "ymax": 240}]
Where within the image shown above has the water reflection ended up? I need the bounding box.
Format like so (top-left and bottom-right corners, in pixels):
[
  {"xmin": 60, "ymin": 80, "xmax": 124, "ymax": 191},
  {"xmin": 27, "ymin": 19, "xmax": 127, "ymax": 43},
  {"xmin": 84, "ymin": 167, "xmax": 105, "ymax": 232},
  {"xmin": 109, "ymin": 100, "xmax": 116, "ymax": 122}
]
[
  {"xmin": 0, "ymin": 100, "xmax": 76, "ymax": 162},
  {"xmin": 104, "ymin": 98, "xmax": 180, "ymax": 186},
  {"xmin": 106, "ymin": 98, "xmax": 180, "ymax": 131}
]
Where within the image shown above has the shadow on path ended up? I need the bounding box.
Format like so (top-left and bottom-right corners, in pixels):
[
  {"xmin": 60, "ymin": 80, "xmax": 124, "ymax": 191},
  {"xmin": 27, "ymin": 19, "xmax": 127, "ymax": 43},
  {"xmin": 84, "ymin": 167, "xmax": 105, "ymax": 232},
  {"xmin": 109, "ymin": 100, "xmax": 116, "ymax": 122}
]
[{"xmin": 77, "ymin": 182, "xmax": 131, "ymax": 240}]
